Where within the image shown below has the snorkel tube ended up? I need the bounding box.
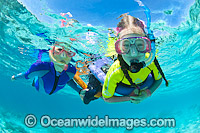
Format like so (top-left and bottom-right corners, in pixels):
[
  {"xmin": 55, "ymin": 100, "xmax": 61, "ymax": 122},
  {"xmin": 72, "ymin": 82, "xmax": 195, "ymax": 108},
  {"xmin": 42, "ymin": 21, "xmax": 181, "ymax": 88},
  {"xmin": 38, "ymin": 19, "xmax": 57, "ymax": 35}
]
[
  {"xmin": 136, "ymin": 1, "xmax": 169, "ymax": 87},
  {"xmin": 135, "ymin": 0, "xmax": 156, "ymax": 67}
]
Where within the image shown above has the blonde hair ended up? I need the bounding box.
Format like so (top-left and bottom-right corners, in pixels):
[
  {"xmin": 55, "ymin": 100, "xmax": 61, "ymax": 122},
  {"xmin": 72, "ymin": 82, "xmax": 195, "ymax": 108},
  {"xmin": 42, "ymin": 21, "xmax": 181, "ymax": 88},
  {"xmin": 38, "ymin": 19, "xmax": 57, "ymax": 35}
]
[{"xmin": 117, "ymin": 13, "xmax": 146, "ymax": 38}]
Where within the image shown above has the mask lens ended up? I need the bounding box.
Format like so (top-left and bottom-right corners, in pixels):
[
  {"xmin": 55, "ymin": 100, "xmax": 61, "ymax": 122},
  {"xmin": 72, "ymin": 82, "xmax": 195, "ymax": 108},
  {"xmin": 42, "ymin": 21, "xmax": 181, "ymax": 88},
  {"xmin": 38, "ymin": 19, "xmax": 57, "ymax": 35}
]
[
  {"xmin": 53, "ymin": 44, "xmax": 76, "ymax": 57},
  {"xmin": 55, "ymin": 45, "xmax": 63, "ymax": 49},
  {"xmin": 54, "ymin": 46, "xmax": 64, "ymax": 55},
  {"xmin": 135, "ymin": 38, "xmax": 146, "ymax": 52},
  {"xmin": 121, "ymin": 39, "xmax": 130, "ymax": 54},
  {"xmin": 66, "ymin": 51, "xmax": 76, "ymax": 57}
]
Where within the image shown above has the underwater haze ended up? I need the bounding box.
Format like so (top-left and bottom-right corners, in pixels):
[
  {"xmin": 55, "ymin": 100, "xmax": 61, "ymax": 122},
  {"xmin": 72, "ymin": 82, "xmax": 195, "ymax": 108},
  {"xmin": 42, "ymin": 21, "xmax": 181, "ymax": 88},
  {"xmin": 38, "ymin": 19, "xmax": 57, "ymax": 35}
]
[{"xmin": 0, "ymin": 0, "xmax": 200, "ymax": 132}]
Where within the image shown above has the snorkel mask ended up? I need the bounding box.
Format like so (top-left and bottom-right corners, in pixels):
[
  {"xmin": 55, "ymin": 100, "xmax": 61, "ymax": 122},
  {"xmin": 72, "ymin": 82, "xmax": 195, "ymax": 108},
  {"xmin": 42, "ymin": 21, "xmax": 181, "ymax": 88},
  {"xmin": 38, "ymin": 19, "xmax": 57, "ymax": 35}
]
[
  {"xmin": 52, "ymin": 44, "xmax": 76, "ymax": 57},
  {"xmin": 49, "ymin": 43, "xmax": 76, "ymax": 71},
  {"xmin": 115, "ymin": 36, "xmax": 151, "ymax": 54}
]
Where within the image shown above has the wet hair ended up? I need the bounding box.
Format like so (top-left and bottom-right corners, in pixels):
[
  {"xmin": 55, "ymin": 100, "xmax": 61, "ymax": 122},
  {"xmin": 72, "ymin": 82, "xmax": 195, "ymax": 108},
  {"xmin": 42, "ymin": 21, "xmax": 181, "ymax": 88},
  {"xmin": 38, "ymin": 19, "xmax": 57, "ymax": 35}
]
[{"xmin": 116, "ymin": 13, "xmax": 146, "ymax": 37}]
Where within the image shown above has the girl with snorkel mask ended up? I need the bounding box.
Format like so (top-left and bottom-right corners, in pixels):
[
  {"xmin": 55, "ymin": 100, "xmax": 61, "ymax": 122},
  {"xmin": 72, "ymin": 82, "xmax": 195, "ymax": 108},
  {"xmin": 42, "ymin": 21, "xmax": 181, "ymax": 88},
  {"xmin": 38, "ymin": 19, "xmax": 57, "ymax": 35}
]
[
  {"xmin": 102, "ymin": 13, "xmax": 163, "ymax": 104},
  {"xmin": 79, "ymin": 13, "xmax": 168, "ymax": 105}
]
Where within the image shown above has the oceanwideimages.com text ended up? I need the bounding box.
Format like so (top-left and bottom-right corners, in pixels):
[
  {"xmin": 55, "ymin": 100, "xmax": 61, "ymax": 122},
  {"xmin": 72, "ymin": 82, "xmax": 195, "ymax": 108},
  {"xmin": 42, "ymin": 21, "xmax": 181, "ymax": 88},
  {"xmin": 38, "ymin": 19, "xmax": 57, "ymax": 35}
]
[{"xmin": 25, "ymin": 114, "xmax": 176, "ymax": 129}]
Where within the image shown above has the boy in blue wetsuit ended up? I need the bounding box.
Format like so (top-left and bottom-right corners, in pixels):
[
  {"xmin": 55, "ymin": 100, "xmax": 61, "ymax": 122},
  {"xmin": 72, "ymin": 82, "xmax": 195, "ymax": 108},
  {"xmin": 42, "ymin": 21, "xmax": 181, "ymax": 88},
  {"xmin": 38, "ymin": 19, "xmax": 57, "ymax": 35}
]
[{"xmin": 11, "ymin": 43, "xmax": 82, "ymax": 95}]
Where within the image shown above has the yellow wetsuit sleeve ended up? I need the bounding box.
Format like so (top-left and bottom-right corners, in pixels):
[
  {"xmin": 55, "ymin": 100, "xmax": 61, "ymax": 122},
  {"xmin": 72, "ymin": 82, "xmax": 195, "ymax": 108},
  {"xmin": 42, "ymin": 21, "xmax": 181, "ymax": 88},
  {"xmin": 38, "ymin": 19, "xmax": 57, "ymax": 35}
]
[
  {"xmin": 102, "ymin": 63, "xmax": 123, "ymax": 98},
  {"xmin": 149, "ymin": 62, "xmax": 162, "ymax": 80}
]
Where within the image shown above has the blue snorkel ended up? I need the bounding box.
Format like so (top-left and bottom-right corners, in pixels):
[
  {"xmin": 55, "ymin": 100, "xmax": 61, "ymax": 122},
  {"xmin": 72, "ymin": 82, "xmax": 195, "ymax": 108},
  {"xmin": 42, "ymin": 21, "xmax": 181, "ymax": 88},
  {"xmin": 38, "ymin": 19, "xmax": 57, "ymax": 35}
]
[
  {"xmin": 135, "ymin": 0, "xmax": 156, "ymax": 67},
  {"xmin": 135, "ymin": 0, "xmax": 169, "ymax": 87}
]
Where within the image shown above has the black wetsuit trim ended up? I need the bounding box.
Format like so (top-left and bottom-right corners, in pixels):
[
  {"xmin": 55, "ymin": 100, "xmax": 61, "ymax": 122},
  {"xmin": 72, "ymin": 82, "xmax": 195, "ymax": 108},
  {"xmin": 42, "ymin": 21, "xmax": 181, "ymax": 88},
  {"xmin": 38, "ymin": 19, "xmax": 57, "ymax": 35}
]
[{"xmin": 49, "ymin": 68, "xmax": 60, "ymax": 95}]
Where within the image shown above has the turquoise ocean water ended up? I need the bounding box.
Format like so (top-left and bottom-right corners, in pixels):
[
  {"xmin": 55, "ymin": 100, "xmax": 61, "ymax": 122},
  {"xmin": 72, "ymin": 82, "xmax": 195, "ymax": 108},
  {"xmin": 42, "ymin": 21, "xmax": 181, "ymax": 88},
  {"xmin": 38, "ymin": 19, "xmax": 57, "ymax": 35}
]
[{"xmin": 0, "ymin": 0, "xmax": 200, "ymax": 132}]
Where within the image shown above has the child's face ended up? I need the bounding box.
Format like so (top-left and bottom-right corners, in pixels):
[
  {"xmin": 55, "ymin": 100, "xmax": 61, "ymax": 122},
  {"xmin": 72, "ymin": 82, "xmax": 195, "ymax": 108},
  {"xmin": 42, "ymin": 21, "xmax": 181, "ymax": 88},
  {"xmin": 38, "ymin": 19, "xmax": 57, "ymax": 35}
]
[
  {"xmin": 53, "ymin": 47, "xmax": 72, "ymax": 65},
  {"xmin": 121, "ymin": 33, "xmax": 146, "ymax": 66},
  {"xmin": 53, "ymin": 53, "xmax": 71, "ymax": 65}
]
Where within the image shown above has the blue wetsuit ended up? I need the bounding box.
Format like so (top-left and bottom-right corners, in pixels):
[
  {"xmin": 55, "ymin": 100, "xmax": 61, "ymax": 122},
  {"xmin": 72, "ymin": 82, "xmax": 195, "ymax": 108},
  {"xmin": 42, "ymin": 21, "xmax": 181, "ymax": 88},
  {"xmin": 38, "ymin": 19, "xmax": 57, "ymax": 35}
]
[{"xmin": 15, "ymin": 61, "xmax": 81, "ymax": 95}]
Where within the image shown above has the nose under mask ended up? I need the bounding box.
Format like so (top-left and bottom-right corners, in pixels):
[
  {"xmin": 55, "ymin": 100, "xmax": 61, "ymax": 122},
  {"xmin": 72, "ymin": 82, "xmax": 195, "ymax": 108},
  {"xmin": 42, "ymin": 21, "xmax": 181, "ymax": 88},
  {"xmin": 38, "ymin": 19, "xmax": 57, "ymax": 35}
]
[
  {"xmin": 60, "ymin": 52, "xmax": 66, "ymax": 58},
  {"xmin": 129, "ymin": 46, "xmax": 138, "ymax": 56}
]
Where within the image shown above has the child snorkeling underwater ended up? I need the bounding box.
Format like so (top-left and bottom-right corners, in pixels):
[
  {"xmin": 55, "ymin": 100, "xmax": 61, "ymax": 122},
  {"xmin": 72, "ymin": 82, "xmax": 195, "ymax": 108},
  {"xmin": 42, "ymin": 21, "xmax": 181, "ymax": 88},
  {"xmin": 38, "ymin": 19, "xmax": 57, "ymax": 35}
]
[
  {"xmin": 79, "ymin": 13, "xmax": 169, "ymax": 104},
  {"xmin": 11, "ymin": 43, "xmax": 85, "ymax": 96}
]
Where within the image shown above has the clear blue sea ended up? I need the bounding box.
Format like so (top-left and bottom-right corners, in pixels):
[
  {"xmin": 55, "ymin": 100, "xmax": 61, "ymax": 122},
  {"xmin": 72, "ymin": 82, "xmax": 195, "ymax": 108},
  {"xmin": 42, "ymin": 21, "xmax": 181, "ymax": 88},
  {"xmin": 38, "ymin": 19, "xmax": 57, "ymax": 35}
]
[{"xmin": 0, "ymin": 0, "xmax": 200, "ymax": 132}]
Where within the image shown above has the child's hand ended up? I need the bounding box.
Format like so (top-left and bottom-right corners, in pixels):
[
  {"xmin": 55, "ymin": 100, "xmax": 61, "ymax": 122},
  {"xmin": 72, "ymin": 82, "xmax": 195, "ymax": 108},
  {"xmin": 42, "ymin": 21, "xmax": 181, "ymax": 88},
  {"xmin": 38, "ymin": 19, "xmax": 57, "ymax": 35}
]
[
  {"xmin": 130, "ymin": 98, "xmax": 141, "ymax": 104},
  {"xmin": 79, "ymin": 89, "xmax": 89, "ymax": 101},
  {"xmin": 130, "ymin": 90, "xmax": 149, "ymax": 103}
]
